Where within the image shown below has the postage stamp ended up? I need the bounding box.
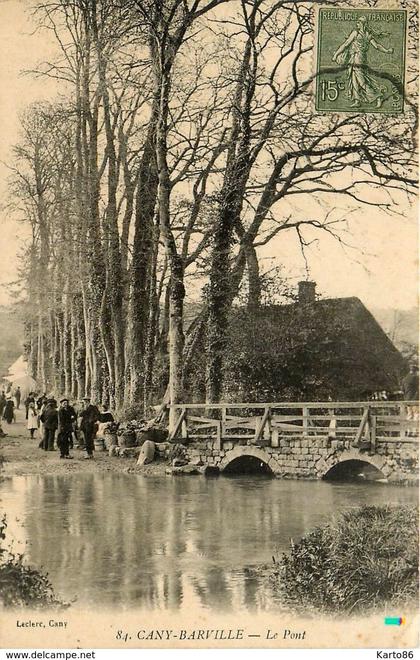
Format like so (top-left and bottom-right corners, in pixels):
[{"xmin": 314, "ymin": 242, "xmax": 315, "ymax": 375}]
[{"xmin": 315, "ymin": 8, "xmax": 407, "ymax": 113}]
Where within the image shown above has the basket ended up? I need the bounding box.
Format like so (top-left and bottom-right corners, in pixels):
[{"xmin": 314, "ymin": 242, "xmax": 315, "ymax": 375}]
[{"xmin": 94, "ymin": 438, "xmax": 106, "ymax": 452}]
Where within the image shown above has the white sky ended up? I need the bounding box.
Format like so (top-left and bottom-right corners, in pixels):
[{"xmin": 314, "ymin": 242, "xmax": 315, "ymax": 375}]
[{"xmin": 0, "ymin": 0, "xmax": 418, "ymax": 311}]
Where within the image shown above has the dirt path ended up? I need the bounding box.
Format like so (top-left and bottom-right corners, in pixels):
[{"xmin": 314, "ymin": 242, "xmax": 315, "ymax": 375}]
[{"xmin": 0, "ymin": 408, "xmax": 168, "ymax": 477}]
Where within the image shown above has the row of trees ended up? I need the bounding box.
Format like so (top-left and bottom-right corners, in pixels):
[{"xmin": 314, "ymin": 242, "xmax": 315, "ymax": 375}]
[{"xmin": 9, "ymin": 0, "xmax": 417, "ymax": 416}]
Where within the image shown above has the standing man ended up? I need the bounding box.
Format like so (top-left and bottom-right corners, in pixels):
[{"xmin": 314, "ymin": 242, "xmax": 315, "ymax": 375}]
[
  {"xmin": 67, "ymin": 400, "xmax": 78, "ymax": 449},
  {"xmin": 57, "ymin": 398, "xmax": 76, "ymax": 459},
  {"xmin": 40, "ymin": 399, "xmax": 58, "ymax": 451},
  {"xmin": 14, "ymin": 386, "xmax": 21, "ymax": 410},
  {"xmin": 402, "ymin": 364, "xmax": 419, "ymax": 437},
  {"xmin": 402, "ymin": 364, "xmax": 419, "ymax": 401},
  {"xmin": 37, "ymin": 395, "xmax": 48, "ymax": 447},
  {"xmin": 79, "ymin": 397, "xmax": 99, "ymax": 459},
  {"xmin": 0, "ymin": 391, "xmax": 6, "ymax": 418}
]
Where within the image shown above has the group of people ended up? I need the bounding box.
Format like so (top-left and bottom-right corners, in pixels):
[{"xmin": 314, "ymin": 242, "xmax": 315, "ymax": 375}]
[{"xmin": 22, "ymin": 392, "xmax": 114, "ymax": 460}]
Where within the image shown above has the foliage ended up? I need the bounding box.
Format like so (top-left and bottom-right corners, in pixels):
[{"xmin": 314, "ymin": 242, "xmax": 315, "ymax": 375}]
[
  {"xmin": 221, "ymin": 298, "xmax": 405, "ymax": 402},
  {"xmin": 185, "ymin": 295, "xmax": 406, "ymax": 402},
  {"xmin": 236, "ymin": 266, "xmax": 299, "ymax": 308},
  {"xmin": 118, "ymin": 404, "xmax": 147, "ymax": 422},
  {"xmin": 0, "ymin": 515, "xmax": 67, "ymax": 610},
  {"xmin": 270, "ymin": 505, "xmax": 419, "ymax": 615}
]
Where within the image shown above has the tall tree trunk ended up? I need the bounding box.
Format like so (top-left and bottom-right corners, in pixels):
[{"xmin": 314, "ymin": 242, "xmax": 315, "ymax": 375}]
[
  {"xmin": 143, "ymin": 224, "xmax": 160, "ymax": 412},
  {"xmin": 92, "ymin": 2, "xmax": 125, "ymax": 408},
  {"xmin": 75, "ymin": 297, "xmax": 86, "ymax": 400},
  {"xmin": 51, "ymin": 311, "xmax": 60, "ymax": 394},
  {"xmin": 63, "ymin": 288, "xmax": 71, "ymax": 395},
  {"xmin": 127, "ymin": 99, "xmax": 159, "ymax": 407},
  {"xmin": 99, "ymin": 286, "xmax": 116, "ymax": 406},
  {"xmin": 155, "ymin": 66, "xmax": 185, "ymax": 429},
  {"xmin": 37, "ymin": 313, "xmax": 46, "ymax": 392},
  {"xmin": 81, "ymin": 286, "xmax": 92, "ymax": 396},
  {"xmin": 119, "ymin": 130, "xmax": 135, "ymax": 278},
  {"xmin": 206, "ymin": 39, "xmax": 254, "ymax": 402},
  {"xmin": 205, "ymin": 208, "xmax": 233, "ymax": 403},
  {"xmin": 246, "ymin": 244, "xmax": 261, "ymax": 309},
  {"xmin": 58, "ymin": 310, "xmax": 65, "ymax": 394},
  {"xmin": 157, "ymin": 282, "xmax": 170, "ymax": 357},
  {"xmin": 85, "ymin": 98, "xmax": 105, "ymax": 402},
  {"xmin": 70, "ymin": 297, "xmax": 77, "ymax": 399}
]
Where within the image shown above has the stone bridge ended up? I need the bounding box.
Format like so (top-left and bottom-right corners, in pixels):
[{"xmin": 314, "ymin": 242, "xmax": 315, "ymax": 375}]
[{"xmin": 168, "ymin": 401, "xmax": 419, "ymax": 483}]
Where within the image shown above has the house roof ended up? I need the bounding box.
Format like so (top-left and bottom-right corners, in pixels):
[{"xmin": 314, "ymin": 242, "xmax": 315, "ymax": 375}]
[
  {"xmin": 221, "ymin": 296, "xmax": 407, "ymax": 400},
  {"xmin": 181, "ymin": 293, "xmax": 408, "ymax": 403}
]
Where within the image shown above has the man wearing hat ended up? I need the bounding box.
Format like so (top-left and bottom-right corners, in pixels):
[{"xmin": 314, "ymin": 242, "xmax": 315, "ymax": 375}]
[
  {"xmin": 40, "ymin": 399, "xmax": 58, "ymax": 450},
  {"xmin": 57, "ymin": 398, "xmax": 76, "ymax": 459},
  {"xmin": 79, "ymin": 397, "xmax": 100, "ymax": 459}
]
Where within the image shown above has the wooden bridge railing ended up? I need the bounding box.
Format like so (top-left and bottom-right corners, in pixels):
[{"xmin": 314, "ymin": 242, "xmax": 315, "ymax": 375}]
[{"xmin": 168, "ymin": 401, "xmax": 419, "ymax": 450}]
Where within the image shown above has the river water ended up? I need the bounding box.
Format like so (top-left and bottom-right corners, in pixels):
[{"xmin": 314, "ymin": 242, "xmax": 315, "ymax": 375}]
[{"xmin": 1, "ymin": 473, "xmax": 417, "ymax": 613}]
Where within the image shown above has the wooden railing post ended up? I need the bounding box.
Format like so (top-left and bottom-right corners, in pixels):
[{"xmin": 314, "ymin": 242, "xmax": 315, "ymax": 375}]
[
  {"xmin": 215, "ymin": 420, "xmax": 222, "ymax": 451},
  {"xmin": 352, "ymin": 406, "xmax": 369, "ymax": 448},
  {"xmin": 302, "ymin": 406, "xmax": 309, "ymax": 437},
  {"xmin": 369, "ymin": 413, "xmax": 377, "ymax": 455},
  {"xmin": 168, "ymin": 407, "xmax": 186, "ymax": 443},
  {"xmin": 271, "ymin": 428, "xmax": 279, "ymax": 447},
  {"xmin": 221, "ymin": 405, "xmax": 227, "ymax": 439},
  {"xmin": 264, "ymin": 406, "xmax": 271, "ymax": 441},
  {"xmin": 181, "ymin": 409, "xmax": 188, "ymax": 441},
  {"xmin": 254, "ymin": 406, "xmax": 271, "ymax": 444},
  {"xmin": 168, "ymin": 405, "xmax": 177, "ymax": 436},
  {"xmin": 328, "ymin": 408, "xmax": 337, "ymax": 439},
  {"xmin": 363, "ymin": 407, "xmax": 371, "ymax": 442},
  {"xmin": 399, "ymin": 403, "xmax": 406, "ymax": 438}
]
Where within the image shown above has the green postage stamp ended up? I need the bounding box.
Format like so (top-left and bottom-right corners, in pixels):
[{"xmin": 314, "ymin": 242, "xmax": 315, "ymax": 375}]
[{"xmin": 316, "ymin": 8, "xmax": 407, "ymax": 113}]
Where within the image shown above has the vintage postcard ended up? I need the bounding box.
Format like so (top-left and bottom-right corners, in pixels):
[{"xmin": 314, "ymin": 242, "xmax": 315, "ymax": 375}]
[{"xmin": 0, "ymin": 0, "xmax": 418, "ymax": 653}]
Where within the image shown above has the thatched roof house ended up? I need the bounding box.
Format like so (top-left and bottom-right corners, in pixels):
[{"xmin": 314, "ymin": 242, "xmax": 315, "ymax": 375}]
[{"xmin": 185, "ymin": 282, "xmax": 407, "ymax": 402}]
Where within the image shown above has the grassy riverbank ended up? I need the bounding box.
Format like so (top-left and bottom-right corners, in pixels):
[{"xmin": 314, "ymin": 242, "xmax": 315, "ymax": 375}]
[
  {"xmin": 268, "ymin": 504, "xmax": 419, "ymax": 616},
  {"xmin": 0, "ymin": 515, "xmax": 68, "ymax": 609}
]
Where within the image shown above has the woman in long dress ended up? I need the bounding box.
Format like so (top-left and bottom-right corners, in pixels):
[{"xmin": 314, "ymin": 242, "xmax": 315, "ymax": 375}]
[
  {"xmin": 2, "ymin": 398, "xmax": 15, "ymax": 424},
  {"xmin": 332, "ymin": 17, "xmax": 394, "ymax": 108},
  {"xmin": 27, "ymin": 402, "xmax": 38, "ymax": 438}
]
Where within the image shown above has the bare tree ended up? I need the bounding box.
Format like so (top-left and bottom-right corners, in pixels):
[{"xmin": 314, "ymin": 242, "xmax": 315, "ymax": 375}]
[{"xmin": 204, "ymin": 0, "xmax": 417, "ymax": 402}]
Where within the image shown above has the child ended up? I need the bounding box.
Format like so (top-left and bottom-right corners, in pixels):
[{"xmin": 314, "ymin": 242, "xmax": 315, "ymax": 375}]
[{"xmin": 27, "ymin": 402, "xmax": 38, "ymax": 439}]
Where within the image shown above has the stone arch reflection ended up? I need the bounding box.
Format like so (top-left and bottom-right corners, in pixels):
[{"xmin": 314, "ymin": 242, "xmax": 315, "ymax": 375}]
[{"xmin": 323, "ymin": 459, "xmax": 386, "ymax": 482}]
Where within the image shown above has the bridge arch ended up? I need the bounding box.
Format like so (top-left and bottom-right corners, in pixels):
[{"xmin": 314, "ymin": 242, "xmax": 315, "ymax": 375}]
[
  {"xmin": 317, "ymin": 449, "xmax": 387, "ymax": 480},
  {"xmin": 219, "ymin": 446, "xmax": 283, "ymax": 475}
]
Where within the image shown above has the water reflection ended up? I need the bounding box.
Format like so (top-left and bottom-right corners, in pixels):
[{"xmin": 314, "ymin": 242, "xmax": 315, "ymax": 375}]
[{"xmin": 1, "ymin": 473, "xmax": 417, "ymax": 613}]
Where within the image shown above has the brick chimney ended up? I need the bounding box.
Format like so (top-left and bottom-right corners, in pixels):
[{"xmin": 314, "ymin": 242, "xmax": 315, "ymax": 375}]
[{"xmin": 298, "ymin": 280, "xmax": 316, "ymax": 304}]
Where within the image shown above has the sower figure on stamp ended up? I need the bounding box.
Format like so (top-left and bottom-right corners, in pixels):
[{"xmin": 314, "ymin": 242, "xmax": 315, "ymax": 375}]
[
  {"xmin": 332, "ymin": 16, "xmax": 394, "ymax": 108},
  {"xmin": 79, "ymin": 397, "xmax": 100, "ymax": 459},
  {"xmin": 57, "ymin": 398, "xmax": 76, "ymax": 459}
]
